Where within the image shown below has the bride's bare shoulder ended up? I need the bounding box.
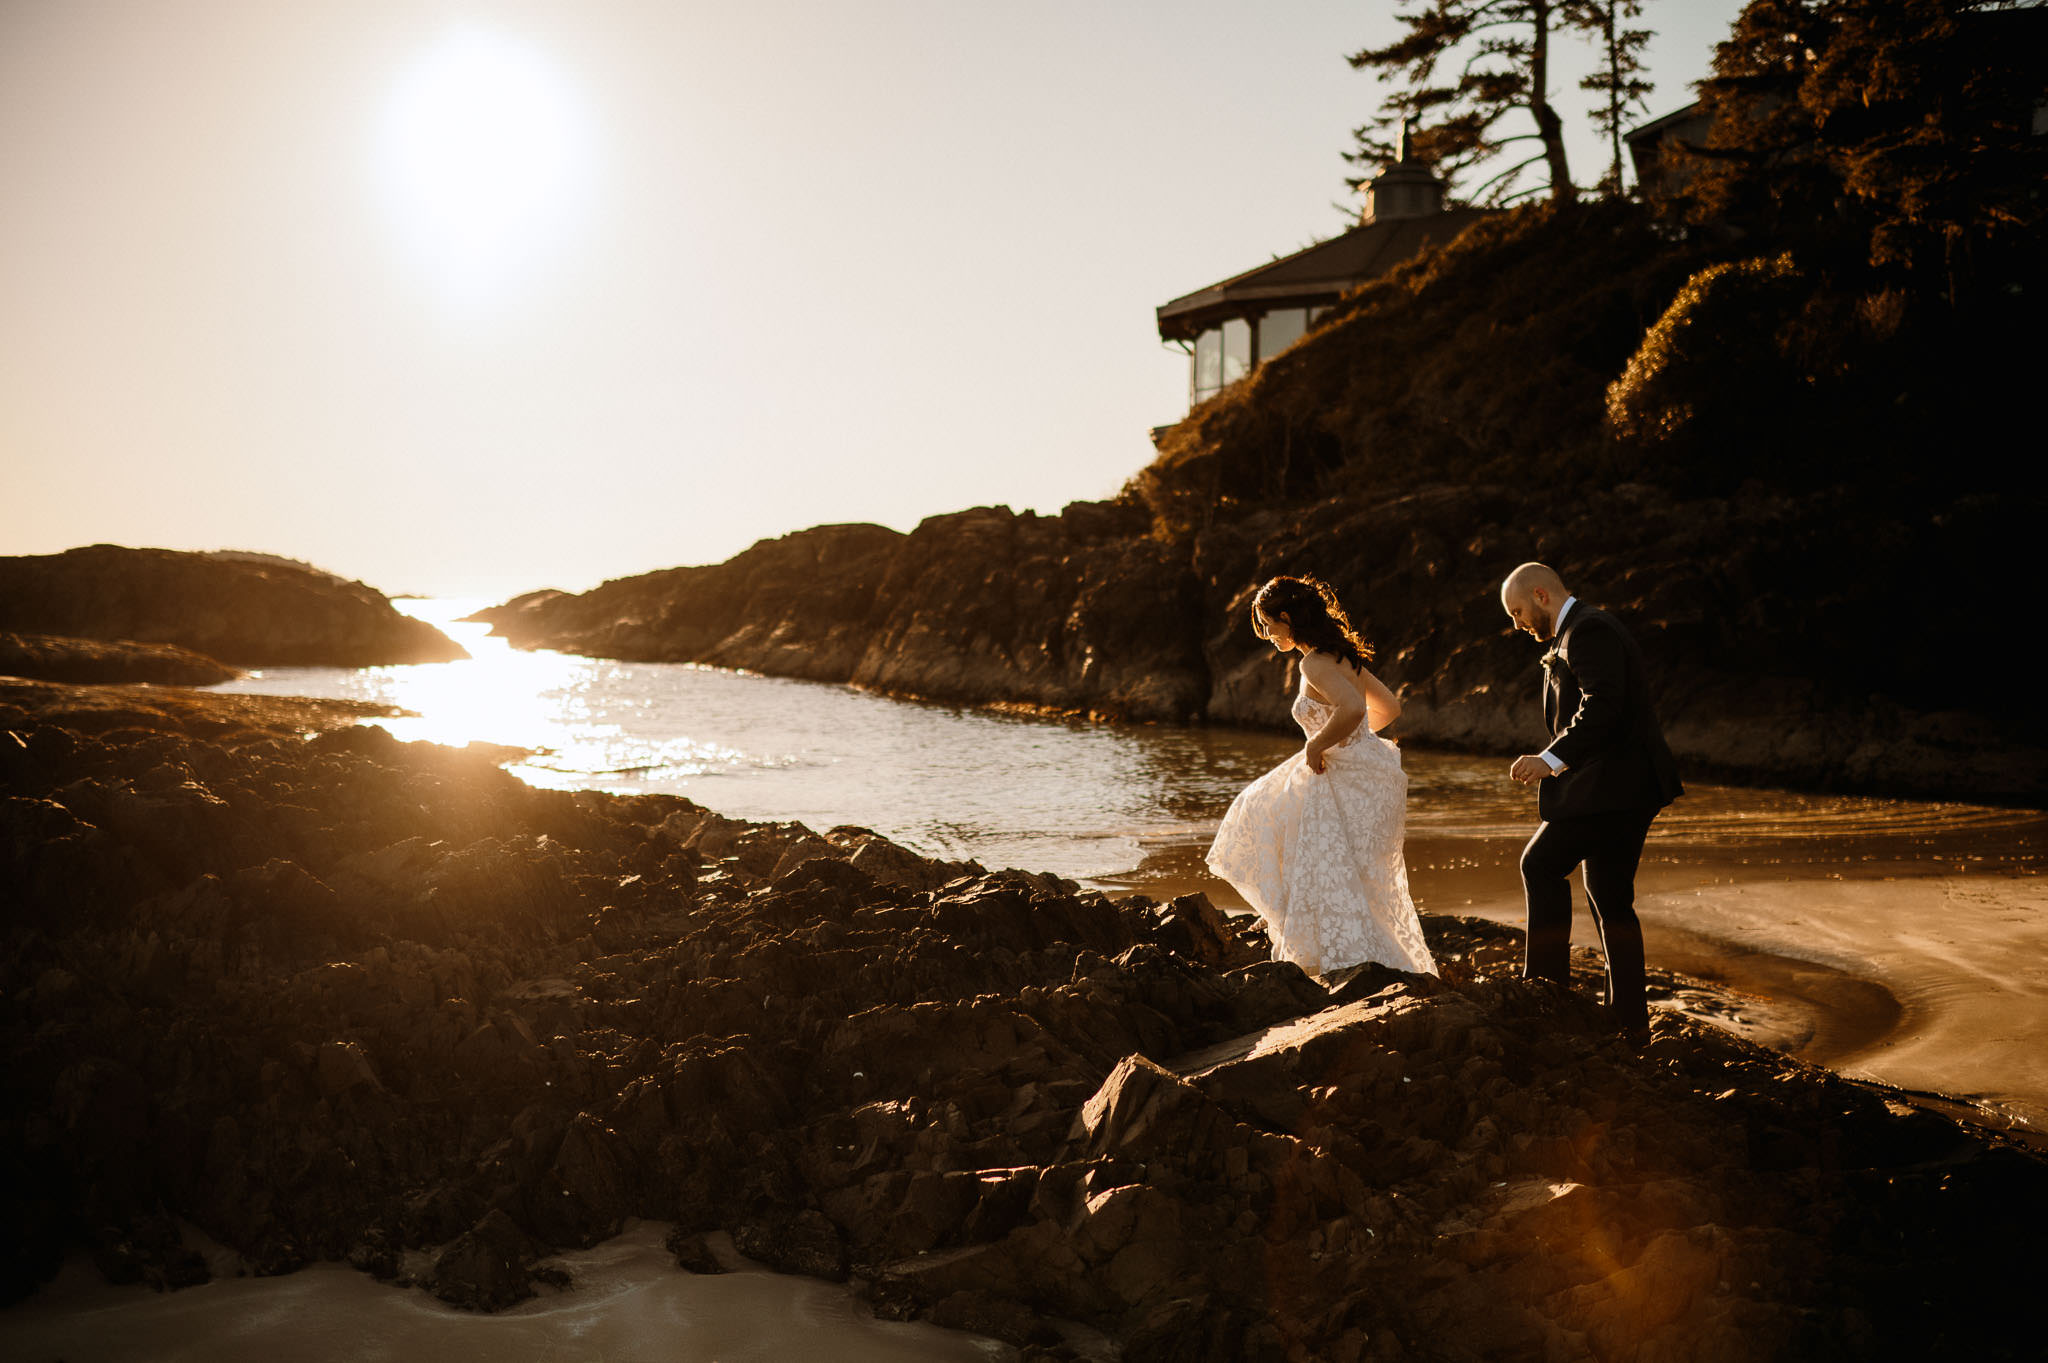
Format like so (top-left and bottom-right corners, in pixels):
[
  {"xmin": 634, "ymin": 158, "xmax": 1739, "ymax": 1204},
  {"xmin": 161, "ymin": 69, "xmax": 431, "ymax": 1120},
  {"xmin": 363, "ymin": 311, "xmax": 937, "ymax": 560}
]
[{"xmin": 1300, "ymin": 650, "xmax": 1366, "ymax": 696}]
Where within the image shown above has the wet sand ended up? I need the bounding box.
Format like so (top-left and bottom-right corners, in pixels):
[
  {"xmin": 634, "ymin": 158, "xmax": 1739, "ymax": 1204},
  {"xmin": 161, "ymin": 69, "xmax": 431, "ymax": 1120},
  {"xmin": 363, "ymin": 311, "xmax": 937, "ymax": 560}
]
[
  {"xmin": 1648, "ymin": 872, "xmax": 2048, "ymax": 1132},
  {"xmin": 0, "ymin": 1223, "xmax": 1013, "ymax": 1363},
  {"xmin": 1093, "ymin": 807, "xmax": 2048, "ymax": 1137}
]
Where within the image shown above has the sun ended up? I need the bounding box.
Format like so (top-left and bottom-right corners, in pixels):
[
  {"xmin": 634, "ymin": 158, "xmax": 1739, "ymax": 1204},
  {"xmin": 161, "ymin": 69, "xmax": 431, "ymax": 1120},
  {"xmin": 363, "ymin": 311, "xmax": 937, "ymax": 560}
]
[{"xmin": 373, "ymin": 25, "xmax": 595, "ymax": 310}]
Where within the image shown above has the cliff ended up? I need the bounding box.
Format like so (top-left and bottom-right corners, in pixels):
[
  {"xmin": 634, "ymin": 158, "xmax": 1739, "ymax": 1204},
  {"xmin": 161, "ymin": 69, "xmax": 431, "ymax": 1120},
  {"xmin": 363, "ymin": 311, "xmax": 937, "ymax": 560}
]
[
  {"xmin": 477, "ymin": 482, "xmax": 2041, "ymax": 802},
  {"xmin": 474, "ymin": 503, "xmax": 1206, "ymax": 722},
  {"xmin": 2, "ymin": 682, "xmax": 2040, "ymax": 1359},
  {"xmin": 0, "ymin": 546, "xmax": 466, "ymax": 668},
  {"xmin": 478, "ymin": 193, "xmax": 2041, "ymax": 802}
]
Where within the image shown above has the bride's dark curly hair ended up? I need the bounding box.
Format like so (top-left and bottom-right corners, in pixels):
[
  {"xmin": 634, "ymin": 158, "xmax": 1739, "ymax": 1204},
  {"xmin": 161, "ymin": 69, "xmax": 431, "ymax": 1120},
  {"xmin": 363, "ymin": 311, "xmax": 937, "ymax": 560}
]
[{"xmin": 1253, "ymin": 575, "xmax": 1374, "ymax": 670}]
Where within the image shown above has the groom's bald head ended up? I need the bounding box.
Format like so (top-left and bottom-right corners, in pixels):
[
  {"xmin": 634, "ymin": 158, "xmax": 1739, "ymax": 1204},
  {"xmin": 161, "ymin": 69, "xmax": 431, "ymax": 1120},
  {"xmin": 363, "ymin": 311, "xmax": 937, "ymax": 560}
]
[{"xmin": 1501, "ymin": 562, "xmax": 1569, "ymax": 640}]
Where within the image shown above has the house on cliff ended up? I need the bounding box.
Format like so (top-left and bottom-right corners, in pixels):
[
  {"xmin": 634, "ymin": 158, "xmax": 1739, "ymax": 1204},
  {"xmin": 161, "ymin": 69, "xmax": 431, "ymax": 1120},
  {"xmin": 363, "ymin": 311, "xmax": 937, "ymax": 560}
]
[
  {"xmin": 1623, "ymin": 102, "xmax": 1717, "ymax": 201},
  {"xmin": 1154, "ymin": 125, "xmax": 1487, "ymax": 414}
]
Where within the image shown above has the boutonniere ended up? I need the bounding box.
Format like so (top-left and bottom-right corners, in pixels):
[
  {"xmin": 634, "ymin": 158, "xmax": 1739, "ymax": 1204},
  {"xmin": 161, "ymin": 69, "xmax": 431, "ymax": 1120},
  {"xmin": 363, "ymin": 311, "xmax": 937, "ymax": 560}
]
[{"xmin": 1540, "ymin": 648, "xmax": 1561, "ymax": 673}]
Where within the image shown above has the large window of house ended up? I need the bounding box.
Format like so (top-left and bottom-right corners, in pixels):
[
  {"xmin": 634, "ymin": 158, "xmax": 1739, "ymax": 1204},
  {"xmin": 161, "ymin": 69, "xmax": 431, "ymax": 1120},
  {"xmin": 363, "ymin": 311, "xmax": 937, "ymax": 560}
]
[
  {"xmin": 1257, "ymin": 308, "xmax": 1307, "ymax": 360},
  {"xmin": 1221, "ymin": 318, "xmax": 1251, "ymax": 387},
  {"xmin": 1190, "ymin": 307, "xmax": 1334, "ymax": 405},
  {"xmin": 1192, "ymin": 328, "xmax": 1222, "ymax": 403}
]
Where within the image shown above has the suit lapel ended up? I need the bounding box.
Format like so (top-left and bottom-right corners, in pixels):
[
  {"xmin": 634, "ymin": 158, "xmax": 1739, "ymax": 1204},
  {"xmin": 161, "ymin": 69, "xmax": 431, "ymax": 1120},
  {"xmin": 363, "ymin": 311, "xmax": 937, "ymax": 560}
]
[{"xmin": 1545, "ymin": 602, "xmax": 1589, "ymax": 739}]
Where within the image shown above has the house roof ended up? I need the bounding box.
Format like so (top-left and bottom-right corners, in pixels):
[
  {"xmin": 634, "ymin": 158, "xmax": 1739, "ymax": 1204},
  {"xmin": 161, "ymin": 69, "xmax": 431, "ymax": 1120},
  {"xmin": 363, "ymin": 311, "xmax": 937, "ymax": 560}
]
[
  {"xmin": 1624, "ymin": 101, "xmax": 1709, "ymax": 146},
  {"xmin": 1155, "ymin": 207, "xmax": 1491, "ymax": 342}
]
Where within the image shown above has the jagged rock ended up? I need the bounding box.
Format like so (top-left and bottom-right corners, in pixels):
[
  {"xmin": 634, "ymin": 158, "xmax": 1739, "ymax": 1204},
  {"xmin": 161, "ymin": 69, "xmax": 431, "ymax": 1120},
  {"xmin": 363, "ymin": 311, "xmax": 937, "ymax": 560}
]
[
  {"xmin": 346, "ymin": 1228, "xmax": 402, "ymax": 1281},
  {"xmin": 526, "ymin": 1113, "xmax": 628, "ymax": 1246},
  {"xmin": 0, "ymin": 632, "xmax": 238, "ymax": 685},
  {"xmin": 428, "ymin": 1209, "xmax": 548, "ymax": 1310},
  {"xmin": 316, "ymin": 1041, "xmax": 384, "ymax": 1098},
  {"xmin": 88, "ymin": 1217, "xmax": 209, "ymax": 1292},
  {"xmin": 1220, "ymin": 958, "xmax": 1332, "ymax": 1032},
  {"xmin": 1149, "ymin": 893, "xmax": 1260, "ymax": 970},
  {"xmin": 732, "ymin": 1208, "xmax": 848, "ymax": 1281},
  {"xmin": 664, "ymin": 1227, "xmax": 727, "ymax": 1274},
  {"xmin": 927, "ymin": 1289, "xmax": 1058, "ymax": 1347},
  {"xmin": 1070, "ymin": 1056, "xmax": 1221, "ymax": 1163},
  {"xmin": 827, "ymin": 826, "xmax": 968, "ymax": 893}
]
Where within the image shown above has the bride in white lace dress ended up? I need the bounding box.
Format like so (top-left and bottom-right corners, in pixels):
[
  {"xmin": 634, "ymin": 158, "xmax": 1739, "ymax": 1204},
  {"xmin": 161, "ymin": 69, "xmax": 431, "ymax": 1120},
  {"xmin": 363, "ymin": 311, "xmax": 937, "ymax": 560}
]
[{"xmin": 1206, "ymin": 576, "xmax": 1436, "ymax": 977}]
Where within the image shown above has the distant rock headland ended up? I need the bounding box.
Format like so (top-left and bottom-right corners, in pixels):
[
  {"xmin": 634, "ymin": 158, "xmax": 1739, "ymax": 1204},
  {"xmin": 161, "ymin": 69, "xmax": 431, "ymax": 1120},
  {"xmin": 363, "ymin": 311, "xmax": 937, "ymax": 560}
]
[
  {"xmin": 475, "ymin": 482, "xmax": 2044, "ymax": 804},
  {"xmin": 0, "ymin": 632, "xmax": 239, "ymax": 687},
  {"xmin": 0, "ymin": 545, "xmax": 465, "ymax": 669},
  {"xmin": 470, "ymin": 501, "xmax": 1203, "ymax": 722},
  {"xmin": 2, "ymin": 680, "xmax": 2041, "ymax": 1359}
]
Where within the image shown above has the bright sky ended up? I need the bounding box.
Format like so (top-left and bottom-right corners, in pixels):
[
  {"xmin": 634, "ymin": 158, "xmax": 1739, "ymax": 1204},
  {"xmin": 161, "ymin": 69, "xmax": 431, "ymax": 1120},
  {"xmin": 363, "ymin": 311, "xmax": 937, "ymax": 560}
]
[{"xmin": 0, "ymin": 0, "xmax": 1745, "ymax": 597}]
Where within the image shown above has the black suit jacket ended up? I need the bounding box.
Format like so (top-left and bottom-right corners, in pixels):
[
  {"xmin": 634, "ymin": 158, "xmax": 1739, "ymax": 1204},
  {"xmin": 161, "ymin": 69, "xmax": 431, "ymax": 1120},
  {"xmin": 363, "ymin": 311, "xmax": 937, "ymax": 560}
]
[{"xmin": 1539, "ymin": 602, "xmax": 1683, "ymax": 821}]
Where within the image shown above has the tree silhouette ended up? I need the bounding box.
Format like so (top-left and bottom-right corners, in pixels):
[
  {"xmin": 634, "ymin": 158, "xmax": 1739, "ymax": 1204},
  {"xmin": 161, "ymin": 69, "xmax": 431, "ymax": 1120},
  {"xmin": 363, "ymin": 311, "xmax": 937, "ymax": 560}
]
[
  {"xmin": 1576, "ymin": 0, "xmax": 1656, "ymax": 195},
  {"xmin": 1351, "ymin": 0, "xmax": 1655, "ymax": 205},
  {"xmin": 1681, "ymin": 0, "xmax": 2047, "ymax": 296}
]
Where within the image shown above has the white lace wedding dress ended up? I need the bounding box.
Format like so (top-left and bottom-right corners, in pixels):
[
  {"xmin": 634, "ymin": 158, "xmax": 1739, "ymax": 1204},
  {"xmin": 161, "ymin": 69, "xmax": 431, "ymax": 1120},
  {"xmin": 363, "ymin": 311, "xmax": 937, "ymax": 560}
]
[{"xmin": 1206, "ymin": 677, "xmax": 1437, "ymax": 977}]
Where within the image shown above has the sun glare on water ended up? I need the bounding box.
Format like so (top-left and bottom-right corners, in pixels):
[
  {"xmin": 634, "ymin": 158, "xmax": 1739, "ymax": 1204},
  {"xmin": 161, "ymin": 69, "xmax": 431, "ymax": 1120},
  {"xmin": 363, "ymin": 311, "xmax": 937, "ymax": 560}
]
[
  {"xmin": 315, "ymin": 600, "xmax": 774, "ymax": 789},
  {"xmin": 371, "ymin": 25, "xmax": 596, "ymax": 311}
]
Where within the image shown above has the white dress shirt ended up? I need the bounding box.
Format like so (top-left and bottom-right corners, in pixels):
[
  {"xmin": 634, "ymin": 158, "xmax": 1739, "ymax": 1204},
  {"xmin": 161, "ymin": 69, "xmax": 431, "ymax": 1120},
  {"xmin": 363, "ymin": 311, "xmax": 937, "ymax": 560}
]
[{"xmin": 1539, "ymin": 595, "xmax": 1578, "ymax": 773}]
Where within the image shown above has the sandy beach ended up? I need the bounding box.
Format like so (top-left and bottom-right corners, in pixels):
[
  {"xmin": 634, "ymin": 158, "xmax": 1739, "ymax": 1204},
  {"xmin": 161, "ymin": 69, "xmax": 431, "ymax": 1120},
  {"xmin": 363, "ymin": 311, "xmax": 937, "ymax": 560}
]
[
  {"xmin": 1641, "ymin": 872, "xmax": 2048, "ymax": 1132},
  {"xmin": 0, "ymin": 1223, "xmax": 1013, "ymax": 1363},
  {"xmin": 1099, "ymin": 806, "xmax": 2048, "ymax": 1139}
]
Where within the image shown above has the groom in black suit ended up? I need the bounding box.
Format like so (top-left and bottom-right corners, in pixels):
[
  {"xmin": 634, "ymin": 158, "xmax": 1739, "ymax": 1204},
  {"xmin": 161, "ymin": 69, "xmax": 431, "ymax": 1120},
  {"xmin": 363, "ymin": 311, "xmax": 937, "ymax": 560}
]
[{"xmin": 1501, "ymin": 563, "xmax": 1682, "ymax": 1035}]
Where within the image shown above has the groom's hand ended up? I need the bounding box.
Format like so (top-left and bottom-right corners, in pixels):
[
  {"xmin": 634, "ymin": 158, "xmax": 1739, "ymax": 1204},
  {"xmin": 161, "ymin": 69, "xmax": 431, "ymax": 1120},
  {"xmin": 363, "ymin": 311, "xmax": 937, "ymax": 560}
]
[{"xmin": 1509, "ymin": 754, "xmax": 1550, "ymax": 785}]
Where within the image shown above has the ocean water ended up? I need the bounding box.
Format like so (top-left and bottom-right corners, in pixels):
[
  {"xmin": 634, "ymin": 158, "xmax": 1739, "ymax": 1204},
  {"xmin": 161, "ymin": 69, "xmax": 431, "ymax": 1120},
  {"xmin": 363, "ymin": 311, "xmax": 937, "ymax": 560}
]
[
  {"xmin": 204, "ymin": 598, "xmax": 2043, "ymax": 884},
  {"xmin": 206, "ymin": 597, "xmax": 1342, "ymax": 879}
]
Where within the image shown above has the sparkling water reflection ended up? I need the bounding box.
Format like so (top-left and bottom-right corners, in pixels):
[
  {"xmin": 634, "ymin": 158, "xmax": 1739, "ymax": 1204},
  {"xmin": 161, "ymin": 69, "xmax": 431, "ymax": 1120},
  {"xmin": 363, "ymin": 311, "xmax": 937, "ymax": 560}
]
[
  {"xmin": 206, "ymin": 599, "xmax": 2047, "ymax": 882},
  {"xmin": 208, "ymin": 600, "xmax": 1294, "ymax": 879}
]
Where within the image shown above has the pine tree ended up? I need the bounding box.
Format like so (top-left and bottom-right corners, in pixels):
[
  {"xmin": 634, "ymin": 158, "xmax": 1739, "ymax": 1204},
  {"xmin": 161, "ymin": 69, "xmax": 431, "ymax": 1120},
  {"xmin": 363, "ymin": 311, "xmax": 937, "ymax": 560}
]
[
  {"xmin": 1572, "ymin": 0, "xmax": 1656, "ymax": 195},
  {"xmin": 1348, "ymin": 0, "xmax": 1584, "ymax": 205}
]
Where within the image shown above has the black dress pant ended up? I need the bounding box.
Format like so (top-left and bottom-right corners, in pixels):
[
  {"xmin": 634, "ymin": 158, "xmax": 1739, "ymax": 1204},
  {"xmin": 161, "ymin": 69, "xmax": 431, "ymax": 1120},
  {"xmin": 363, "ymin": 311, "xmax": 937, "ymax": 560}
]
[{"xmin": 1519, "ymin": 806, "xmax": 1657, "ymax": 1031}]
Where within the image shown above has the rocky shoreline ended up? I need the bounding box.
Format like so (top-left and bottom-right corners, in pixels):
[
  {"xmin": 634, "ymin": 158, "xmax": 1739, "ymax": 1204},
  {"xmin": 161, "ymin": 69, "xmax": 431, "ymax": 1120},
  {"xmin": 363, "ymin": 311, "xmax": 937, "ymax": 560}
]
[
  {"xmin": 4, "ymin": 682, "xmax": 2042, "ymax": 1361},
  {"xmin": 471, "ymin": 484, "xmax": 2046, "ymax": 805},
  {"xmin": 1, "ymin": 632, "xmax": 240, "ymax": 687}
]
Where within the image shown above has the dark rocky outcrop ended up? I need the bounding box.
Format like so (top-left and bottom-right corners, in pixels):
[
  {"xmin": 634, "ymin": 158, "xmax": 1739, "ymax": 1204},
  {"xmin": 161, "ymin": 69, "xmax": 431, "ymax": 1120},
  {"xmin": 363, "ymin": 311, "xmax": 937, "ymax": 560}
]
[
  {"xmin": 474, "ymin": 196, "xmax": 2040, "ymax": 803},
  {"xmin": 1, "ymin": 632, "xmax": 238, "ymax": 686},
  {"xmin": 0, "ymin": 676, "xmax": 403, "ymax": 739},
  {"xmin": 1177, "ymin": 482, "xmax": 2048, "ymax": 802},
  {"xmin": 475, "ymin": 483, "xmax": 2044, "ymax": 802},
  {"xmin": 0, "ymin": 546, "xmax": 465, "ymax": 667},
  {"xmin": 472, "ymin": 503, "xmax": 1202, "ymax": 722},
  {"xmin": 3, "ymin": 684, "xmax": 2042, "ymax": 1360}
]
